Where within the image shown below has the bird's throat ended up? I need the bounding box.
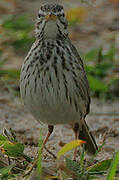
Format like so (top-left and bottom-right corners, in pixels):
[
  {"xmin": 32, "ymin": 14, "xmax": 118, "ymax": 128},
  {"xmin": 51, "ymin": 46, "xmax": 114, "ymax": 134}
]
[{"xmin": 44, "ymin": 21, "xmax": 58, "ymax": 39}]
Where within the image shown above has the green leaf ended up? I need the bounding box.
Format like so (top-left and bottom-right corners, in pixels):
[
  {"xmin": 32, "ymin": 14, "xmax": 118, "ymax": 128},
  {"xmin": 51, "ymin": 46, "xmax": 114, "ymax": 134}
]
[
  {"xmin": 84, "ymin": 48, "xmax": 100, "ymax": 61},
  {"xmin": 0, "ymin": 135, "xmax": 7, "ymax": 141},
  {"xmin": 106, "ymin": 151, "xmax": 119, "ymax": 180},
  {"xmin": 103, "ymin": 46, "xmax": 116, "ymax": 61},
  {"xmin": 0, "ymin": 165, "xmax": 14, "ymax": 179},
  {"xmin": 87, "ymin": 159, "xmax": 112, "ymax": 173},
  {"xmin": 85, "ymin": 65, "xmax": 95, "ymax": 74},
  {"xmin": 87, "ymin": 74, "xmax": 108, "ymax": 92},
  {"xmin": 94, "ymin": 62, "xmax": 113, "ymax": 77},
  {"xmin": 1, "ymin": 141, "xmax": 24, "ymax": 157}
]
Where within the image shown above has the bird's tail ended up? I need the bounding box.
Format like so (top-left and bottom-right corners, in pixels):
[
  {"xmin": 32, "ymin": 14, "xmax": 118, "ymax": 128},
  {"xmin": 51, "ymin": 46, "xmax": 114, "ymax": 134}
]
[{"xmin": 79, "ymin": 120, "xmax": 98, "ymax": 155}]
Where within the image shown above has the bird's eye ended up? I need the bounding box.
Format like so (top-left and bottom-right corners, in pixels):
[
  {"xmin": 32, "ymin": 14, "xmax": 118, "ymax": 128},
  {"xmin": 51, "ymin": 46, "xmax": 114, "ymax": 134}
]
[
  {"xmin": 58, "ymin": 14, "xmax": 62, "ymax": 17},
  {"xmin": 38, "ymin": 14, "xmax": 44, "ymax": 18},
  {"xmin": 38, "ymin": 14, "xmax": 41, "ymax": 18},
  {"xmin": 58, "ymin": 13, "xmax": 65, "ymax": 19}
]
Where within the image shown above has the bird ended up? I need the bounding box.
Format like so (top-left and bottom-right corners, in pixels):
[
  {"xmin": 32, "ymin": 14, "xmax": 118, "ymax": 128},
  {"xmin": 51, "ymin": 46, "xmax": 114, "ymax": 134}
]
[{"xmin": 20, "ymin": 3, "xmax": 98, "ymax": 160}]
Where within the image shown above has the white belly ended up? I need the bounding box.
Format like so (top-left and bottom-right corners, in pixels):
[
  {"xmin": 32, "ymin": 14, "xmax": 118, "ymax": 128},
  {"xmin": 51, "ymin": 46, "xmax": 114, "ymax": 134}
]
[{"xmin": 24, "ymin": 97, "xmax": 82, "ymax": 125}]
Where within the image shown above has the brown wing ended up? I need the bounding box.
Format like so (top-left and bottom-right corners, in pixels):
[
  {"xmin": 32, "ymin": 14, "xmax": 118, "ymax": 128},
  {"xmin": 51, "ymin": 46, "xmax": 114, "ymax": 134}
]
[{"xmin": 68, "ymin": 38, "xmax": 90, "ymax": 116}]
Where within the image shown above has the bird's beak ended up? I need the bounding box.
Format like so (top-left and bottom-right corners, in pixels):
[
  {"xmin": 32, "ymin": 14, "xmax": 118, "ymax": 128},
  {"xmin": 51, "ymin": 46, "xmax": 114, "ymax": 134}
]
[{"xmin": 45, "ymin": 14, "xmax": 57, "ymax": 21}]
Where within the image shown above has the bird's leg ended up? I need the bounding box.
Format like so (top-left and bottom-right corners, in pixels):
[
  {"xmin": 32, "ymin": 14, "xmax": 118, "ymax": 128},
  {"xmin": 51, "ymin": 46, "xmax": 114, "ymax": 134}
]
[
  {"xmin": 23, "ymin": 125, "xmax": 54, "ymax": 176},
  {"xmin": 42, "ymin": 125, "xmax": 54, "ymax": 149},
  {"xmin": 73, "ymin": 123, "xmax": 79, "ymax": 161},
  {"xmin": 42, "ymin": 125, "xmax": 56, "ymax": 158}
]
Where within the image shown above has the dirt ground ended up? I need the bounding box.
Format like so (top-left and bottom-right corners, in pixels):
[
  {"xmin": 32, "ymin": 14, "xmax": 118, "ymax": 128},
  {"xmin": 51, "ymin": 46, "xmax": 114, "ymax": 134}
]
[{"xmin": 0, "ymin": 0, "xmax": 119, "ymax": 163}]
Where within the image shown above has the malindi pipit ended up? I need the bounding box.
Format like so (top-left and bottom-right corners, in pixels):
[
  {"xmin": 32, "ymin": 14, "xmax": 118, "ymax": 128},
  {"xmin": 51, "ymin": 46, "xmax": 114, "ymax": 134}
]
[{"xmin": 20, "ymin": 3, "xmax": 98, "ymax": 160}]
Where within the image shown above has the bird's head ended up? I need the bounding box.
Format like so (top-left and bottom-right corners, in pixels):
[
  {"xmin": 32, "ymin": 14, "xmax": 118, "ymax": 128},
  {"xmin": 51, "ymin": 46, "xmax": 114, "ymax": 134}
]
[{"xmin": 35, "ymin": 4, "xmax": 68, "ymax": 40}]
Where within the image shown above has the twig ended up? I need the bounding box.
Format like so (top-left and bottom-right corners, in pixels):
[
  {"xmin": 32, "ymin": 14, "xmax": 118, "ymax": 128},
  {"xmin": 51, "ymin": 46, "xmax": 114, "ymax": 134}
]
[
  {"xmin": 102, "ymin": 128, "xmax": 112, "ymax": 144},
  {"xmin": 23, "ymin": 158, "xmax": 38, "ymax": 177},
  {"xmin": 44, "ymin": 146, "xmax": 56, "ymax": 159},
  {"xmin": 90, "ymin": 128, "xmax": 112, "ymax": 164},
  {"xmin": 58, "ymin": 169, "xmax": 63, "ymax": 180}
]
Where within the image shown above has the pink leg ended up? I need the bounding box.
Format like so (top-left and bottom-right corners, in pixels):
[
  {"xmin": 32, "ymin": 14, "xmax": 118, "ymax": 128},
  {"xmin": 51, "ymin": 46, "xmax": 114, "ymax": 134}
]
[
  {"xmin": 24, "ymin": 125, "xmax": 54, "ymax": 176},
  {"xmin": 42, "ymin": 125, "xmax": 54, "ymax": 148}
]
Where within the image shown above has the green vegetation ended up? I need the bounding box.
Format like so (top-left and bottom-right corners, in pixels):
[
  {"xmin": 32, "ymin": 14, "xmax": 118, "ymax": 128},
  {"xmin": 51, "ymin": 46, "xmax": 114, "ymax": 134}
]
[
  {"xmin": 1, "ymin": 14, "xmax": 35, "ymax": 53},
  {"xmin": 83, "ymin": 46, "xmax": 119, "ymax": 99},
  {"xmin": 0, "ymin": 129, "xmax": 119, "ymax": 179}
]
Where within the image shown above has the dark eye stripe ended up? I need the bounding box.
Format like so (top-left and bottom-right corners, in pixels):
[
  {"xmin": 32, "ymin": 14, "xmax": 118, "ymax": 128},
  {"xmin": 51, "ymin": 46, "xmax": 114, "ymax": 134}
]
[
  {"xmin": 59, "ymin": 13, "xmax": 65, "ymax": 17},
  {"xmin": 36, "ymin": 21, "xmax": 43, "ymax": 27},
  {"xmin": 59, "ymin": 19, "xmax": 67, "ymax": 27}
]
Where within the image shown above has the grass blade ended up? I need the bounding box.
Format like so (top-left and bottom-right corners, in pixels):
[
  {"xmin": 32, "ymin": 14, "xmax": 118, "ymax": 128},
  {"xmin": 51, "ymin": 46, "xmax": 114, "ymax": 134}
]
[
  {"xmin": 106, "ymin": 151, "xmax": 119, "ymax": 180},
  {"xmin": 37, "ymin": 130, "xmax": 43, "ymax": 179}
]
